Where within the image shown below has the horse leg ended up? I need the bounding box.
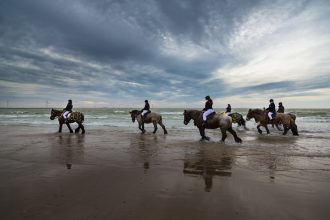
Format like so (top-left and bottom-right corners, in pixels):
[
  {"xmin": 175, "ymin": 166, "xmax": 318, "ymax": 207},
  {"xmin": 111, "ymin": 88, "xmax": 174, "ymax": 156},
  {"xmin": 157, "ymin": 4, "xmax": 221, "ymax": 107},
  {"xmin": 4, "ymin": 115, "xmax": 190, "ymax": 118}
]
[
  {"xmin": 220, "ymin": 127, "xmax": 227, "ymax": 142},
  {"xmin": 291, "ymin": 123, "xmax": 299, "ymax": 136},
  {"xmin": 227, "ymin": 127, "xmax": 242, "ymax": 143},
  {"xmin": 152, "ymin": 121, "xmax": 158, "ymax": 134},
  {"xmin": 158, "ymin": 121, "xmax": 168, "ymax": 134},
  {"xmin": 257, "ymin": 124, "xmax": 262, "ymax": 134},
  {"xmin": 59, "ymin": 122, "xmax": 63, "ymax": 133},
  {"xmin": 264, "ymin": 124, "xmax": 270, "ymax": 134},
  {"xmin": 199, "ymin": 128, "xmax": 209, "ymax": 141},
  {"xmin": 139, "ymin": 123, "xmax": 145, "ymax": 134},
  {"xmin": 80, "ymin": 124, "xmax": 85, "ymax": 134},
  {"xmin": 66, "ymin": 123, "xmax": 73, "ymax": 133},
  {"xmin": 275, "ymin": 123, "xmax": 282, "ymax": 131},
  {"xmin": 282, "ymin": 126, "xmax": 289, "ymax": 135},
  {"xmin": 75, "ymin": 123, "xmax": 80, "ymax": 133}
]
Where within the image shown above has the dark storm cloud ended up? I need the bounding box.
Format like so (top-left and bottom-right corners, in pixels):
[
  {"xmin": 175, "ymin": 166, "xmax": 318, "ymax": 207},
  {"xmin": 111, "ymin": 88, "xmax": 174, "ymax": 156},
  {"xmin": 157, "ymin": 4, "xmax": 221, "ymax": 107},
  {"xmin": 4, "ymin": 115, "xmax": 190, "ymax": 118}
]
[{"xmin": 0, "ymin": 0, "xmax": 329, "ymax": 107}]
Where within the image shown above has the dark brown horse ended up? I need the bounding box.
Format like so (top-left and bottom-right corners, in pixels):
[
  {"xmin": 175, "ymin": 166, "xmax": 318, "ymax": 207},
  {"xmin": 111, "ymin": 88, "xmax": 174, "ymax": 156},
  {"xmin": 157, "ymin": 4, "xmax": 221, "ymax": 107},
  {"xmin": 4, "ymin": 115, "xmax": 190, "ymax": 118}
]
[
  {"xmin": 183, "ymin": 110, "xmax": 242, "ymax": 143},
  {"xmin": 50, "ymin": 109, "xmax": 85, "ymax": 134},
  {"xmin": 130, "ymin": 110, "xmax": 168, "ymax": 134},
  {"xmin": 246, "ymin": 109, "xmax": 298, "ymax": 136}
]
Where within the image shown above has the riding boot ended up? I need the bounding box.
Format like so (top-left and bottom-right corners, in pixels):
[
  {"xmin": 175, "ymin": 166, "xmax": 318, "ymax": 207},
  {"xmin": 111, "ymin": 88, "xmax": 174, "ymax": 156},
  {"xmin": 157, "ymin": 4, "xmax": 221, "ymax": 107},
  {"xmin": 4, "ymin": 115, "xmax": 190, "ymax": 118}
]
[{"xmin": 202, "ymin": 120, "xmax": 207, "ymax": 127}]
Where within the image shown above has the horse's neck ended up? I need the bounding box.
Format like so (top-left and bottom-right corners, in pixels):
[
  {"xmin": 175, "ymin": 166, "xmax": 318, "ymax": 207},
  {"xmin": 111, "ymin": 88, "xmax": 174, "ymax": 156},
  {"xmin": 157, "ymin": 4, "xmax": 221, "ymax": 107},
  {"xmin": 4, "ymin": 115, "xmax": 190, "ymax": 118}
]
[
  {"xmin": 254, "ymin": 110, "xmax": 266, "ymax": 120},
  {"xmin": 190, "ymin": 110, "xmax": 202, "ymax": 121},
  {"xmin": 56, "ymin": 110, "xmax": 63, "ymax": 117},
  {"xmin": 136, "ymin": 114, "xmax": 143, "ymax": 123}
]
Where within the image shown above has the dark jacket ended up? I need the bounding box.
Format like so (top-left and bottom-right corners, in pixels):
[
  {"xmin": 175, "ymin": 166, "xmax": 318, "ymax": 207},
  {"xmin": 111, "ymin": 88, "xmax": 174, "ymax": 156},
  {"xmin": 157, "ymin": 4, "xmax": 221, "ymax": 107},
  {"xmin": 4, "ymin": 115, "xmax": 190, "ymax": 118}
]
[
  {"xmin": 142, "ymin": 102, "xmax": 150, "ymax": 111},
  {"xmin": 64, "ymin": 103, "xmax": 73, "ymax": 112},
  {"xmin": 277, "ymin": 105, "xmax": 284, "ymax": 113},
  {"xmin": 226, "ymin": 105, "xmax": 231, "ymax": 113},
  {"xmin": 203, "ymin": 99, "xmax": 213, "ymax": 111},
  {"xmin": 266, "ymin": 102, "xmax": 276, "ymax": 113}
]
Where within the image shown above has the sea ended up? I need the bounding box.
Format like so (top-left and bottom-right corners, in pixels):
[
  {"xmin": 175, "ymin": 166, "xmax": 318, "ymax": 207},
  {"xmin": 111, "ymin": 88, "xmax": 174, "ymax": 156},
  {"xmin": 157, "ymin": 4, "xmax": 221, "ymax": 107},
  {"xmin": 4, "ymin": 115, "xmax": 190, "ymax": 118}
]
[{"xmin": 0, "ymin": 108, "xmax": 329, "ymax": 131}]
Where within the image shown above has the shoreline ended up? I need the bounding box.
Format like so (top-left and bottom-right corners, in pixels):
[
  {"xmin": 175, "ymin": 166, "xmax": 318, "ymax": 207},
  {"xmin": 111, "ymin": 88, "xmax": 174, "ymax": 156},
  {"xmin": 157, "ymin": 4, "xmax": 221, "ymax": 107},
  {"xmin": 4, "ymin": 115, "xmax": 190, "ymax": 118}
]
[{"xmin": 0, "ymin": 125, "xmax": 330, "ymax": 219}]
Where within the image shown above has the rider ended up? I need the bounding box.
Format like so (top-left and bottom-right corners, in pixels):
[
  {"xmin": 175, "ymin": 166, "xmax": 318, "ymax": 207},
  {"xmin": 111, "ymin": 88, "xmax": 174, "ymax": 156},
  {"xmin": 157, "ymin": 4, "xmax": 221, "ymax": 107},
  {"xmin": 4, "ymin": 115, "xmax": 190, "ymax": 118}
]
[
  {"xmin": 63, "ymin": 99, "xmax": 73, "ymax": 122},
  {"xmin": 277, "ymin": 102, "xmax": 284, "ymax": 113},
  {"xmin": 202, "ymin": 96, "xmax": 215, "ymax": 126},
  {"xmin": 266, "ymin": 99, "xmax": 276, "ymax": 121},
  {"xmin": 141, "ymin": 100, "xmax": 150, "ymax": 119},
  {"xmin": 225, "ymin": 104, "xmax": 231, "ymax": 116}
]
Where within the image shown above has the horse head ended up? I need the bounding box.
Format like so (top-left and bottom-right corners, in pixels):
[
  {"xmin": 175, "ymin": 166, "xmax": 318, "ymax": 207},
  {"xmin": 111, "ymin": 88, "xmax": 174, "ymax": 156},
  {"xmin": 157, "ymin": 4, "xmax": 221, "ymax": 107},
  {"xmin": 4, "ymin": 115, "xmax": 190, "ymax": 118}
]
[
  {"xmin": 246, "ymin": 109, "xmax": 253, "ymax": 121},
  {"xmin": 129, "ymin": 110, "xmax": 140, "ymax": 123},
  {"xmin": 183, "ymin": 110, "xmax": 192, "ymax": 125},
  {"xmin": 50, "ymin": 108, "xmax": 61, "ymax": 120}
]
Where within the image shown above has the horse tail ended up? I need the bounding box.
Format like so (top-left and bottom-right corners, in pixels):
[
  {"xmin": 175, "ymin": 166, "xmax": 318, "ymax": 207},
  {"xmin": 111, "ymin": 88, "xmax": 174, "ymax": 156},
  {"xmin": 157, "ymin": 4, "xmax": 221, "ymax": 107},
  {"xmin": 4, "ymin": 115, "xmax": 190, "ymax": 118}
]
[
  {"xmin": 290, "ymin": 119, "xmax": 299, "ymax": 136},
  {"xmin": 240, "ymin": 115, "xmax": 246, "ymax": 126},
  {"xmin": 81, "ymin": 113, "xmax": 85, "ymax": 123}
]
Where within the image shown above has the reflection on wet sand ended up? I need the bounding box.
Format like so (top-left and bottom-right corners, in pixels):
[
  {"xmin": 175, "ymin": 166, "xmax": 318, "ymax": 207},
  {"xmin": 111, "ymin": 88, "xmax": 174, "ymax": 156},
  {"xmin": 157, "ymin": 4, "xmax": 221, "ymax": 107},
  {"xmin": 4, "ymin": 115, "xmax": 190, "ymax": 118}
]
[
  {"xmin": 129, "ymin": 134, "xmax": 159, "ymax": 173},
  {"xmin": 52, "ymin": 134, "xmax": 85, "ymax": 169},
  {"xmin": 183, "ymin": 146, "xmax": 234, "ymax": 192}
]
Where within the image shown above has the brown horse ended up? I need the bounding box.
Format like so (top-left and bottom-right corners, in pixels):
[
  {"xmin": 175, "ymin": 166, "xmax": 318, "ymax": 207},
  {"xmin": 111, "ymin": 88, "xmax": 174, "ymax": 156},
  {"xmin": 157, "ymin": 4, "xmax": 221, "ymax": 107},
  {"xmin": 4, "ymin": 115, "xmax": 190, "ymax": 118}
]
[
  {"xmin": 50, "ymin": 109, "xmax": 85, "ymax": 134},
  {"xmin": 246, "ymin": 109, "xmax": 298, "ymax": 136},
  {"xmin": 129, "ymin": 110, "xmax": 168, "ymax": 134},
  {"xmin": 183, "ymin": 110, "xmax": 242, "ymax": 143}
]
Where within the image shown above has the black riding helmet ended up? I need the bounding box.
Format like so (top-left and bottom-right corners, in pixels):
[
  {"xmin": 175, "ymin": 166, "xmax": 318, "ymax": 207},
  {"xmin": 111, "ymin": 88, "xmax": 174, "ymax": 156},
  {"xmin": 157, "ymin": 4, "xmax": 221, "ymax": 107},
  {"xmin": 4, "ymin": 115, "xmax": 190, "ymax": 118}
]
[{"xmin": 205, "ymin": 96, "xmax": 210, "ymax": 100}]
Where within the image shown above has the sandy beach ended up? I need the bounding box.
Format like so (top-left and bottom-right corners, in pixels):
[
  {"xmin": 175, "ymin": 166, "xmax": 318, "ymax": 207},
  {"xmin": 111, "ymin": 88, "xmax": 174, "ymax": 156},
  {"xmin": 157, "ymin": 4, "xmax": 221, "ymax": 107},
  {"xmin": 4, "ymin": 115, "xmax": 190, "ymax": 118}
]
[{"xmin": 1, "ymin": 124, "xmax": 330, "ymax": 220}]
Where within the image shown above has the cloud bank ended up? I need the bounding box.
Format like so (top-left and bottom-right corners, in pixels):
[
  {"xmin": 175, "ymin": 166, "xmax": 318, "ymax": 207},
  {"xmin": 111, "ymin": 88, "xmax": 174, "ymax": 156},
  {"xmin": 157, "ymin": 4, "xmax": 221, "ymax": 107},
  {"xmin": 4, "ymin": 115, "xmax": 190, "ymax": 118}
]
[{"xmin": 0, "ymin": 0, "xmax": 329, "ymax": 108}]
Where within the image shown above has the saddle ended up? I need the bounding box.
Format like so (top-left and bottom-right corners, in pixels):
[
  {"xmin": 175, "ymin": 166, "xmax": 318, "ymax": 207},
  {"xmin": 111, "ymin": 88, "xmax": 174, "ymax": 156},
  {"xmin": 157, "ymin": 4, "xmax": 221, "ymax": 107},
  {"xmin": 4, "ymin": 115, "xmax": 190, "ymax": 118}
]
[
  {"xmin": 207, "ymin": 112, "xmax": 216, "ymax": 120},
  {"xmin": 141, "ymin": 110, "xmax": 151, "ymax": 120}
]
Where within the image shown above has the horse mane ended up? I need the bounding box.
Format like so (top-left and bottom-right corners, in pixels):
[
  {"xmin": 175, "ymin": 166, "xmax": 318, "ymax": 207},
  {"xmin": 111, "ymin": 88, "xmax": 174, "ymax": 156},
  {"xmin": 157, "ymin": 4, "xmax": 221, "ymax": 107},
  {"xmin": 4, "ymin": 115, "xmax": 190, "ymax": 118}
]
[
  {"xmin": 185, "ymin": 110, "xmax": 201, "ymax": 119},
  {"xmin": 250, "ymin": 108, "xmax": 265, "ymax": 115},
  {"xmin": 130, "ymin": 109, "xmax": 140, "ymax": 114}
]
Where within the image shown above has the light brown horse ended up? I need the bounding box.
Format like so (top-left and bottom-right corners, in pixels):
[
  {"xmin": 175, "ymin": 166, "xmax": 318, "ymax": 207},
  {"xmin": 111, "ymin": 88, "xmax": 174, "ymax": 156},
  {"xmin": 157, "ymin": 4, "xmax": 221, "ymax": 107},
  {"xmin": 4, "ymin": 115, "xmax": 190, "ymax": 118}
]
[
  {"xmin": 183, "ymin": 110, "xmax": 242, "ymax": 143},
  {"xmin": 129, "ymin": 110, "xmax": 168, "ymax": 134},
  {"xmin": 246, "ymin": 109, "xmax": 298, "ymax": 136}
]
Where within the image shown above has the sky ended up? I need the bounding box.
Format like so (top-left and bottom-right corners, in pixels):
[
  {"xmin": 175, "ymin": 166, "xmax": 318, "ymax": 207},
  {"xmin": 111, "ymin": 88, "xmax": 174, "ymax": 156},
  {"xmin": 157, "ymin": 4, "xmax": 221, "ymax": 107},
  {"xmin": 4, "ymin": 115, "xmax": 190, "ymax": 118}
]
[{"xmin": 0, "ymin": 0, "xmax": 330, "ymax": 108}]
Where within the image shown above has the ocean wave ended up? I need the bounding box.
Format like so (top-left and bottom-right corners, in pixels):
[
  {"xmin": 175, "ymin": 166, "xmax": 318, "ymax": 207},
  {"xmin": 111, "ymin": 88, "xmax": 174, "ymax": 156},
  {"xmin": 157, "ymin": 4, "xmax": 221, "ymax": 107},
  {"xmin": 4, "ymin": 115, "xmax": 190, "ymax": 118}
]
[{"xmin": 160, "ymin": 112, "xmax": 183, "ymax": 115}]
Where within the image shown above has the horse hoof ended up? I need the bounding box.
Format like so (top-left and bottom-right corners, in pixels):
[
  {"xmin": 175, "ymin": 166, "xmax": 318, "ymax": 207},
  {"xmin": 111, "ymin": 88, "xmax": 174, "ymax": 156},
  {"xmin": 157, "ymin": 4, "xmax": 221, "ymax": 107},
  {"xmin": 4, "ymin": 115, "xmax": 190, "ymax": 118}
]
[
  {"xmin": 258, "ymin": 130, "xmax": 262, "ymax": 134},
  {"xmin": 235, "ymin": 138, "xmax": 242, "ymax": 143}
]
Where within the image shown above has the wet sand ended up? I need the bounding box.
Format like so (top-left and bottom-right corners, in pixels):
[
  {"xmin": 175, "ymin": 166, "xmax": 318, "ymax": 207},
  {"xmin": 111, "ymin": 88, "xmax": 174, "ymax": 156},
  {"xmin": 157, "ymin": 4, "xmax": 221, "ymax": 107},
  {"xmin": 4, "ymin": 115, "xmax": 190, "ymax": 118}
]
[{"xmin": 0, "ymin": 125, "xmax": 330, "ymax": 220}]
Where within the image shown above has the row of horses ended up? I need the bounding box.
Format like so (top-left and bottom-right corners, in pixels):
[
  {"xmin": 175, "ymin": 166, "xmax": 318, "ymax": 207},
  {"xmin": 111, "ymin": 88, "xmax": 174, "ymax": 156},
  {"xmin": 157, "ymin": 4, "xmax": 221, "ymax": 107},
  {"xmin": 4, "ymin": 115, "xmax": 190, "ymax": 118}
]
[{"xmin": 50, "ymin": 108, "xmax": 299, "ymax": 143}]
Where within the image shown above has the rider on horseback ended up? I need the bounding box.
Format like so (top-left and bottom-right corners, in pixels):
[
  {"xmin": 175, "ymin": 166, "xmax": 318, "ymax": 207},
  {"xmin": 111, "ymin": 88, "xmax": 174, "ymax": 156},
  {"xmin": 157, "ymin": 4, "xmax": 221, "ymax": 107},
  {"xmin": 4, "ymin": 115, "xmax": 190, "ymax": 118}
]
[
  {"xmin": 266, "ymin": 99, "xmax": 276, "ymax": 121},
  {"xmin": 277, "ymin": 102, "xmax": 284, "ymax": 113},
  {"xmin": 141, "ymin": 100, "xmax": 151, "ymax": 120},
  {"xmin": 63, "ymin": 99, "xmax": 73, "ymax": 123},
  {"xmin": 202, "ymin": 96, "xmax": 215, "ymax": 126},
  {"xmin": 225, "ymin": 104, "xmax": 231, "ymax": 116}
]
